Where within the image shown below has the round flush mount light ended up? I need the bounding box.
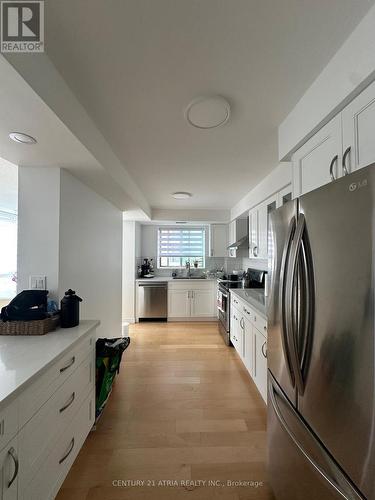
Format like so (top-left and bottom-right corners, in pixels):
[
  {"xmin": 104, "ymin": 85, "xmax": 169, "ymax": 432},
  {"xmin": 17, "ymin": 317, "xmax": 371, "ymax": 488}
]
[
  {"xmin": 172, "ymin": 192, "xmax": 192, "ymax": 200},
  {"xmin": 9, "ymin": 132, "xmax": 37, "ymax": 145},
  {"xmin": 185, "ymin": 95, "xmax": 230, "ymax": 129}
]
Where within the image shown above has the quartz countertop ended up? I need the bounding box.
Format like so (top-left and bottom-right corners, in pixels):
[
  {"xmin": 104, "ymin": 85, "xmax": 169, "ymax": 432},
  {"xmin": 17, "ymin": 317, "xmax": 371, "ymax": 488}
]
[
  {"xmin": 136, "ymin": 277, "xmax": 216, "ymax": 282},
  {"xmin": 230, "ymin": 289, "xmax": 267, "ymax": 318},
  {"xmin": 0, "ymin": 319, "xmax": 99, "ymax": 409}
]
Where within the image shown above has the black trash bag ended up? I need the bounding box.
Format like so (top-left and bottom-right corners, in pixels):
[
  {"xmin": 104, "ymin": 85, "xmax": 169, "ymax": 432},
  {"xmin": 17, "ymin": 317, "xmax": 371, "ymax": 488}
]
[{"xmin": 96, "ymin": 337, "xmax": 130, "ymax": 419}]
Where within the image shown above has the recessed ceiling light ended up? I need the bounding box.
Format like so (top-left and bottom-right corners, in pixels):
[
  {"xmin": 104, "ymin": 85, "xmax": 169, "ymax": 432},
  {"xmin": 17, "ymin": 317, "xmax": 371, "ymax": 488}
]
[
  {"xmin": 185, "ymin": 95, "xmax": 230, "ymax": 129},
  {"xmin": 9, "ymin": 132, "xmax": 37, "ymax": 145},
  {"xmin": 172, "ymin": 192, "xmax": 192, "ymax": 200}
]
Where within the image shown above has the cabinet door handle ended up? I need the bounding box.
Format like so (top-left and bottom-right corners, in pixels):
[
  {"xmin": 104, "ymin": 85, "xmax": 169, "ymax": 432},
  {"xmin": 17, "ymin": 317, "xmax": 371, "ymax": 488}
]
[
  {"xmin": 253, "ymin": 246, "xmax": 259, "ymax": 257},
  {"xmin": 59, "ymin": 438, "xmax": 75, "ymax": 465},
  {"xmin": 0, "ymin": 418, "xmax": 4, "ymax": 436},
  {"xmin": 264, "ymin": 325, "xmax": 267, "ymax": 333},
  {"xmin": 59, "ymin": 392, "xmax": 76, "ymax": 413},
  {"xmin": 329, "ymin": 155, "xmax": 338, "ymax": 181},
  {"xmin": 240, "ymin": 317, "xmax": 244, "ymax": 329},
  {"xmin": 7, "ymin": 447, "xmax": 19, "ymax": 488},
  {"xmin": 261, "ymin": 342, "xmax": 267, "ymax": 359},
  {"xmin": 60, "ymin": 356, "xmax": 76, "ymax": 373},
  {"xmin": 342, "ymin": 146, "xmax": 351, "ymax": 176}
]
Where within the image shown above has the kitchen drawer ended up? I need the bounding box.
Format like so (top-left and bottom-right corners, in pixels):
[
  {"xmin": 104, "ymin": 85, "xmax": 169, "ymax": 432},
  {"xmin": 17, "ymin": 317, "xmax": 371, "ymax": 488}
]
[
  {"xmin": 231, "ymin": 295, "xmax": 241, "ymax": 312},
  {"xmin": 18, "ymin": 352, "xmax": 93, "ymax": 489},
  {"xmin": 252, "ymin": 312, "xmax": 267, "ymax": 336},
  {"xmin": 0, "ymin": 398, "xmax": 18, "ymax": 453},
  {"xmin": 169, "ymin": 281, "xmax": 214, "ymax": 290},
  {"xmin": 19, "ymin": 333, "xmax": 95, "ymax": 427},
  {"xmin": 242, "ymin": 303, "xmax": 253, "ymax": 322},
  {"xmin": 24, "ymin": 390, "xmax": 94, "ymax": 500}
]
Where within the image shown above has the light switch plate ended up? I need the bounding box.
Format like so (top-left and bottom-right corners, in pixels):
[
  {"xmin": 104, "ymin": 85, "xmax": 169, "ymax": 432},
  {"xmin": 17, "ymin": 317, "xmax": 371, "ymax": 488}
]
[{"xmin": 29, "ymin": 275, "xmax": 47, "ymax": 290}]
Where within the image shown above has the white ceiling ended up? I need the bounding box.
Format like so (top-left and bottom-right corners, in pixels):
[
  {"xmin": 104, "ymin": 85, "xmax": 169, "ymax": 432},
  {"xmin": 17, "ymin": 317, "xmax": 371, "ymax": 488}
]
[{"xmin": 42, "ymin": 0, "xmax": 374, "ymax": 210}]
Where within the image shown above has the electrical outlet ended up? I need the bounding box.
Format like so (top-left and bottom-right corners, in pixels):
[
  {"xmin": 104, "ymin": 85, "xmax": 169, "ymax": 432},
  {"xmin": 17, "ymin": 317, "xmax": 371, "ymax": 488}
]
[{"xmin": 29, "ymin": 276, "xmax": 47, "ymax": 290}]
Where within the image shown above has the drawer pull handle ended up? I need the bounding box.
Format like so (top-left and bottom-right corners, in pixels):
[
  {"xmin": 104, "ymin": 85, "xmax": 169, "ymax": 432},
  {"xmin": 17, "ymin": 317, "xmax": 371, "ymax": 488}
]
[
  {"xmin": 261, "ymin": 342, "xmax": 267, "ymax": 359},
  {"xmin": 59, "ymin": 392, "xmax": 76, "ymax": 413},
  {"xmin": 8, "ymin": 447, "xmax": 19, "ymax": 488},
  {"xmin": 60, "ymin": 356, "xmax": 76, "ymax": 373},
  {"xmin": 59, "ymin": 437, "xmax": 75, "ymax": 465}
]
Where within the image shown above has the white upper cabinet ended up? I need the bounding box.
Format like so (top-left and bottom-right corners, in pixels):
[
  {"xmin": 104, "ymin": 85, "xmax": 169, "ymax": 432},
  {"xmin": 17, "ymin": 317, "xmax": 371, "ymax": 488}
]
[
  {"xmin": 228, "ymin": 218, "xmax": 247, "ymax": 258},
  {"xmin": 248, "ymin": 209, "xmax": 258, "ymax": 258},
  {"xmin": 342, "ymin": 80, "xmax": 375, "ymax": 174},
  {"xmin": 249, "ymin": 195, "xmax": 277, "ymax": 260},
  {"xmin": 208, "ymin": 224, "xmax": 228, "ymax": 258},
  {"xmin": 277, "ymin": 185, "xmax": 292, "ymax": 207},
  {"xmin": 292, "ymin": 115, "xmax": 342, "ymax": 197}
]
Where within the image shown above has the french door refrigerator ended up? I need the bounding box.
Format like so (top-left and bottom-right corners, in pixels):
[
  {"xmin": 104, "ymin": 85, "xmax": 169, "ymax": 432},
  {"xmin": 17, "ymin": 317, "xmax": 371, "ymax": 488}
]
[{"xmin": 268, "ymin": 163, "xmax": 375, "ymax": 500}]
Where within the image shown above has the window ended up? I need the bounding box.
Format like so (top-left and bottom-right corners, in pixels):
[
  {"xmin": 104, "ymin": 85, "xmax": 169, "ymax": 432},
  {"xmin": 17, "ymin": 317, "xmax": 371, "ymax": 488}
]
[
  {"xmin": 0, "ymin": 211, "xmax": 17, "ymax": 300},
  {"xmin": 158, "ymin": 227, "xmax": 205, "ymax": 268}
]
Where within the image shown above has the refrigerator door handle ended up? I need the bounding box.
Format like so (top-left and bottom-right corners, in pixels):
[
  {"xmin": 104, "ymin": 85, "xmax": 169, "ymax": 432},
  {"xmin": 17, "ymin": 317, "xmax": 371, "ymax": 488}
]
[
  {"xmin": 268, "ymin": 376, "xmax": 364, "ymax": 500},
  {"xmin": 286, "ymin": 214, "xmax": 306, "ymax": 396},
  {"xmin": 279, "ymin": 216, "xmax": 296, "ymax": 387}
]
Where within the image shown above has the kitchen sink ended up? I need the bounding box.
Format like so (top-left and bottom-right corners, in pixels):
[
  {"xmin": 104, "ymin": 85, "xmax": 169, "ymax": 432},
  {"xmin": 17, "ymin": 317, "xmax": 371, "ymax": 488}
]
[{"xmin": 173, "ymin": 276, "xmax": 207, "ymax": 279}]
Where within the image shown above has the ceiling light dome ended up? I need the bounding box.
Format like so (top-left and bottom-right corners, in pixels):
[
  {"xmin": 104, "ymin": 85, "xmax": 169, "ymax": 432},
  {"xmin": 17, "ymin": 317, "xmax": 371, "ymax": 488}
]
[
  {"xmin": 9, "ymin": 132, "xmax": 37, "ymax": 145},
  {"xmin": 185, "ymin": 95, "xmax": 230, "ymax": 129},
  {"xmin": 172, "ymin": 192, "xmax": 192, "ymax": 199}
]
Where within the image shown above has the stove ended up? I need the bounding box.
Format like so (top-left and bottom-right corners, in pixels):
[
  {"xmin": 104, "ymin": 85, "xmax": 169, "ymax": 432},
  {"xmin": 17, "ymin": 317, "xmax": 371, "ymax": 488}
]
[{"xmin": 217, "ymin": 270, "xmax": 265, "ymax": 346}]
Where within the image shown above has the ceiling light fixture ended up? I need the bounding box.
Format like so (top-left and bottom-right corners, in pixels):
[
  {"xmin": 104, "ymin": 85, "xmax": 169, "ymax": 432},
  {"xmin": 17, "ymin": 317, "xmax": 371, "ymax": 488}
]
[
  {"xmin": 9, "ymin": 132, "xmax": 37, "ymax": 145},
  {"xmin": 172, "ymin": 192, "xmax": 192, "ymax": 200},
  {"xmin": 185, "ymin": 95, "xmax": 230, "ymax": 129}
]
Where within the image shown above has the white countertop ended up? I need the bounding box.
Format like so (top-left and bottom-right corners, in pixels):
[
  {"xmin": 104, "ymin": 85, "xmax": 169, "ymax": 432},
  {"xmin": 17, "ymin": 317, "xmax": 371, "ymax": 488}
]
[
  {"xmin": 230, "ymin": 289, "xmax": 267, "ymax": 318},
  {"xmin": 136, "ymin": 277, "xmax": 216, "ymax": 282},
  {"xmin": 0, "ymin": 320, "xmax": 99, "ymax": 409}
]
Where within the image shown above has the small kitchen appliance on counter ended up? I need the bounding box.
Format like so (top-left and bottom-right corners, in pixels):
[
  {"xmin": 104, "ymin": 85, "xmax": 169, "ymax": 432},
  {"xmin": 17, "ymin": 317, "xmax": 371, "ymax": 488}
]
[
  {"xmin": 60, "ymin": 289, "xmax": 82, "ymax": 328},
  {"xmin": 217, "ymin": 269, "xmax": 265, "ymax": 345}
]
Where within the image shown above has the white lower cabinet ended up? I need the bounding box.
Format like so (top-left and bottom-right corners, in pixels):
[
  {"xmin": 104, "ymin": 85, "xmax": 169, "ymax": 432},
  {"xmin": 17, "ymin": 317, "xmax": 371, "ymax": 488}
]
[
  {"xmin": 167, "ymin": 289, "xmax": 190, "ymax": 318},
  {"xmin": 230, "ymin": 309, "xmax": 242, "ymax": 356},
  {"xmin": 231, "ymin": 293, "xmax": 267, "ymax": 403},
  {"xmin": 168, "ymin": 281, "xmax": 216, "ymax": 320},
  {"xmin": 0, "ymin": 326, "xmax": 97, "ymax": 500},
  {"xmin": 24, "ymin": 391, "xmax": 94, "ymax": 500},
  {"xmin": 242, "ymin": 316, "xmax": 253, "ymax": 376},
  {"xmin": 253, "ymin": 327, "xmax": 268, "ymax": 402},
  {"xmin": 191, "ymin": 289, "xmax": 215, "ymax": 318},
  {"xmin": 0, "ymin": 438, "xmax": 18, "ymax": 500}
]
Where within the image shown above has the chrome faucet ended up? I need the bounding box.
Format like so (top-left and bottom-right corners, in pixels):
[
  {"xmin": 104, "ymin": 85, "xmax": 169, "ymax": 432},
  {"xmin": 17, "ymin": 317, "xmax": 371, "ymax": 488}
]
[{"xmin": 185, "ymin": 261, "xmax": 191, "ymax": 277}]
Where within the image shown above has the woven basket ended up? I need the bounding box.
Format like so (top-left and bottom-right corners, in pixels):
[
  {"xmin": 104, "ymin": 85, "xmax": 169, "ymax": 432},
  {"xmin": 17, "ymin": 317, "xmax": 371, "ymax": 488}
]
[{"xmin": 0, "ymin": 315, "xmax": 60, "ymax": 336}]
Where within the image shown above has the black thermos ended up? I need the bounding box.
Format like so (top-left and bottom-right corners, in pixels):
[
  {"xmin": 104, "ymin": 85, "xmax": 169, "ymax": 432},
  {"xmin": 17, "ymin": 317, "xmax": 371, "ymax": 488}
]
[{"xmin": 60, "ymin": 289, "xmax": 82, "ymax": 328}]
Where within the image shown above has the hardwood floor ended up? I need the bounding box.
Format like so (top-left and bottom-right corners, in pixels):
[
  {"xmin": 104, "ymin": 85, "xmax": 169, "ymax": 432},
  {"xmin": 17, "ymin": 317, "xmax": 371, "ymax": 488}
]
[{"xmin": 57, "ymin": 321, "xmax": 273, "ymax": 500}]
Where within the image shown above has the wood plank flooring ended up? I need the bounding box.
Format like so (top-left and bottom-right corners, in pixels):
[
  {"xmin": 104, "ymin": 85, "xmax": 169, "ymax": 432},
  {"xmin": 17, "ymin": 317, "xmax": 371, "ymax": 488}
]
[{"xmin": 57, "ymin": 322, "xmax": 274, "ymax": 500}]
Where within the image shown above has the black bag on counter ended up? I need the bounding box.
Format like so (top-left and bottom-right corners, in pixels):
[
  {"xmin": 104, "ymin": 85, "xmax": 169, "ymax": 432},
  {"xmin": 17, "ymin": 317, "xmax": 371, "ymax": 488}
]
[{"xmin": 0, "ymin": 290, "xmax": 48, "ymax": 322}]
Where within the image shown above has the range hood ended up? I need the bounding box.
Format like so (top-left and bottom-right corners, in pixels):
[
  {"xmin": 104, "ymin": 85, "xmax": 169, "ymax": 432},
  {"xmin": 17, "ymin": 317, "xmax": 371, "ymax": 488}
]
[{"xmin": 227, "ymin": 234, "xmax": 248, "ymax": 250}]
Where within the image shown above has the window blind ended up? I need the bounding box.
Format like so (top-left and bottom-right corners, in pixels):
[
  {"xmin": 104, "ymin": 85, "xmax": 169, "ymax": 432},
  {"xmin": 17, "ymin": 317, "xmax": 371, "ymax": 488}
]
[{"xmin": 158, "ymin": 228, "xmax": 205, "ymax": 258}]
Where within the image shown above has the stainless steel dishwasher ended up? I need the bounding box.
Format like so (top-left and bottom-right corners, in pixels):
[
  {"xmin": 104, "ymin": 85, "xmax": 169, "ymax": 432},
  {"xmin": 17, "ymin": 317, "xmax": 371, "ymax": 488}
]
[{"xmin": 137, "ymin": 281, "xmax": 168, "ymax": 321}]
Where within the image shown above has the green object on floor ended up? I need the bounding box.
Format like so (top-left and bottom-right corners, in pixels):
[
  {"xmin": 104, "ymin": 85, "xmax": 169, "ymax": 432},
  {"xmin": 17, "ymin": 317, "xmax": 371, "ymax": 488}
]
[{"xmin": 95, "ymin": 337, "xmax": 130, "ymax": 420}]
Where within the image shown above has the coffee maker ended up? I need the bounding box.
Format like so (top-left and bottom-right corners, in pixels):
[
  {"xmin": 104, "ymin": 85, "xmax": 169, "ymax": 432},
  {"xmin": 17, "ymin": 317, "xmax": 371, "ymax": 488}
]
[{"xmin": 141, "ymin": 259, "xmax": 150, "ymax": 278}]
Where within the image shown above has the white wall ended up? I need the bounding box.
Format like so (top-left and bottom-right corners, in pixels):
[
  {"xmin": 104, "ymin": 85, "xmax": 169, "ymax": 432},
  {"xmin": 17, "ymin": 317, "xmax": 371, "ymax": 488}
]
[
  {"xmin": 122, "ymin": 221, "xmax": 136, "ymax": 323},
  {"xmin": 17, "ymin": 167, "xmax": 61, "ymax": 299},
  {"xmin": 18, "ymin": 167, "xmax": 123, "ymax": 338},
  {"xmin": 279, "ymin": 4, "xmax": 375, "ymax": 160},
  {"xmin": 58, "ymin": 170, "xmax": 122, "ymax": 338}
]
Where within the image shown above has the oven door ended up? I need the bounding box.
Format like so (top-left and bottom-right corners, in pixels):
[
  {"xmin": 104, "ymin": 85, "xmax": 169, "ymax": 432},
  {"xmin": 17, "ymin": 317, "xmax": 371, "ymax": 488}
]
[{"xmin": 217, "ymin": 287, "xmax": 229, "ymax": 340}]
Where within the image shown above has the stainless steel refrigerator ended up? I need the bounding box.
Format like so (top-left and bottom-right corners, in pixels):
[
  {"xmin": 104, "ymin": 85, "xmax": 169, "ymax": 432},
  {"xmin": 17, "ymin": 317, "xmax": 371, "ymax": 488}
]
[{"xmin": 268, "ymin": 163, "xmax": 375, "ymax": 500}]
